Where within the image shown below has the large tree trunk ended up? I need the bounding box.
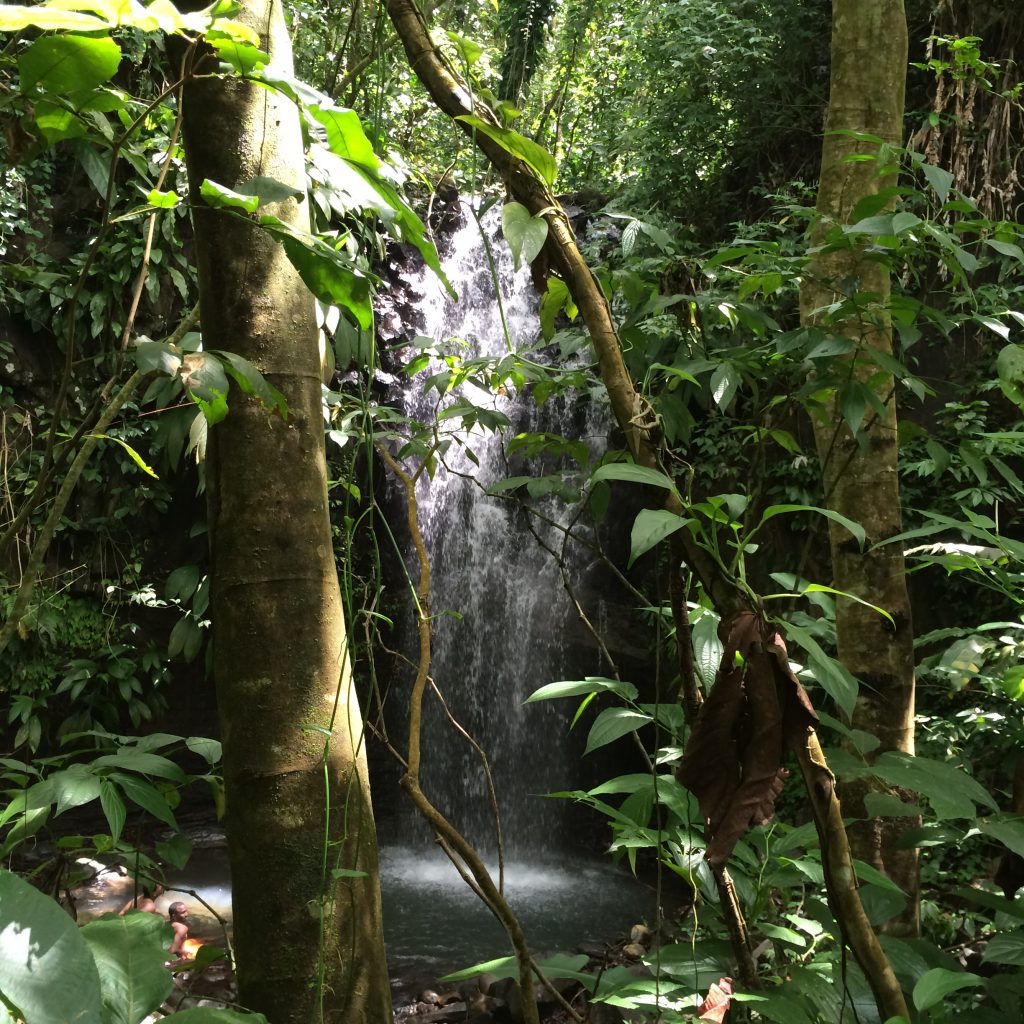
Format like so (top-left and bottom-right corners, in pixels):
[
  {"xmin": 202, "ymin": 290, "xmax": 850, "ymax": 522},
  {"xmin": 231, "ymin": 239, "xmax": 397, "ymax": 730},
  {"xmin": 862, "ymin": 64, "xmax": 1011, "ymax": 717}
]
[
  {"xmin": 800, "ymin": 0, "xmax": 919, "ymax": 935},
  {"xmin": 180, "ymin": 2, "xmax": 392, "ymax": 1020}
]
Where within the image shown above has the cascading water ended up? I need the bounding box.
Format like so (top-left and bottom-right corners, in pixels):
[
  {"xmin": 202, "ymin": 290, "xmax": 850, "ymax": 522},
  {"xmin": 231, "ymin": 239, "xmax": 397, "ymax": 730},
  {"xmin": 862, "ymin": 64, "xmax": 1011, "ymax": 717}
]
[
  {"xmin": 379, "ymin": 201, "xmax": 649, "ymax": 970},
  {"xmin": 386, "ymin": 202, "xmax": 607, "ymax": 856}
]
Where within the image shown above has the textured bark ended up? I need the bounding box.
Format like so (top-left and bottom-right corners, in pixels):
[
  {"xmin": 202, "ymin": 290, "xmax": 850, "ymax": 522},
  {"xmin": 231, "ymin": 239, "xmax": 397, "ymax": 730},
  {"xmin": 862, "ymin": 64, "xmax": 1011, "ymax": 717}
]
[
  {"xmin": 180, "ymin": 3, "xmax": 391, "ymax": 1021},
  {"xmin": 800, "ymin": 0, "xmax": 920, "ymax": 934}
]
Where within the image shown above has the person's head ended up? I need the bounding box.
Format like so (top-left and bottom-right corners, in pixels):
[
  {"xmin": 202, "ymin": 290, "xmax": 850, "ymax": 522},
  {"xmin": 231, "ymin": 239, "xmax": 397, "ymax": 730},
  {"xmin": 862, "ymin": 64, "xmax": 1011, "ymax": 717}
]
[{"xmin": 168, "ymin": 902, "xmax": 188, "ymax": 922}]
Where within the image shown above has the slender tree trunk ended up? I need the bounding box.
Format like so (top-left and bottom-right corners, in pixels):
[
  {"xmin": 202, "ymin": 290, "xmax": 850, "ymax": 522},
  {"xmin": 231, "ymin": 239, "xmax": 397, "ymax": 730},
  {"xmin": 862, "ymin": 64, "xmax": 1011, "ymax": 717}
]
[
  {"xmin": 180, "ymin": 2, "xmax": 392, "ymax": 1019},
  {"xmin": 800, "ymin": 0, "xmax": 920, "ymax": 935}
]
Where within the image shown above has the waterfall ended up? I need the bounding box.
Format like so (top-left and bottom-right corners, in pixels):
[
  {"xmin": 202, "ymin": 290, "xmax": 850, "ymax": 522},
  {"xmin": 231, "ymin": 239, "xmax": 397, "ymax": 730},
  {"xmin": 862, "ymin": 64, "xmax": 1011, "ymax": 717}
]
[{"xmin": 385, "ymin": 201, "xmax": 609, "ymax": 859}]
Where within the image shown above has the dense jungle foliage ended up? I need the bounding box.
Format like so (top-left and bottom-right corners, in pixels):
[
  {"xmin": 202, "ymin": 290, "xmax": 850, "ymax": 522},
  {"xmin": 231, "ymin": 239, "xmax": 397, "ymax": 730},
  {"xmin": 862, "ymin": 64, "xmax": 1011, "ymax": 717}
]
[{"xmin": 2, "ymin": 0, "xmax": 1024, "ymax": 1022}]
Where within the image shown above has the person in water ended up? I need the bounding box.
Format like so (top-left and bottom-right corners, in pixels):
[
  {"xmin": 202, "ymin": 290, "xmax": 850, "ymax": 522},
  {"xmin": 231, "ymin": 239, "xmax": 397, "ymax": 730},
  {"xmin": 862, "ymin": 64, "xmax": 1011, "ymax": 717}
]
[
  {"xmin": 117, "ymin": 882, "xmax": 164, "ymax": 916},
  {"xmin": 167, "ymin": 901, "xmax": 190, "ymax": 957}
]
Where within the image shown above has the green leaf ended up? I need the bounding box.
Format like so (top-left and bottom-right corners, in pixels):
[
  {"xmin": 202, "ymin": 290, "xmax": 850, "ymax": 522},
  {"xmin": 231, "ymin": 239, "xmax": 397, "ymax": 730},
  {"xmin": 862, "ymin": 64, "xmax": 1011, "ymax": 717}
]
[
  {"xmin": 441, "ymin": 956, "xmax": 517, "ymax": 982},
  {"xmin": 996, "ymin": 343, "xmax": 1024, "ymax": 384},
  {"xmin": 146, "ymin": 189, "xmax": 179, "ymax": 209},
  {"xmin": 19, "ymin": 34, "xmax": 121, "ymax": 94},
  {"xmin": 259, "ymin": 215, "xmax": 374, "ymax": 329},
  {"xmin": 759, "ymin": 922, "xmax": 807, "ymax": 948},
  {"xmin": 113, "ymin": 775, "xmax": 178, "ymax": 828},
  {"xmin": 501, "ymin": 201, "xmax": 548, "ymax": 270},
  {"xmin": 235, "ymin": 175, "xmax": 304, "ymax": 207},
  {"xmin": 169, "ymin": 1011, "xmax": 270, "ymax": 1024},
  {"xmin": 99, "ymin": 779, "xmax": 126, "ymax": 844},
  {"xmin": 979, "ymin": 816, "xmax": 1024, "ymax": 858},
  {"xmin": 983, "ymin": 933, "xmax": 1024, "ymax": 966},
  {"xmin": 525, "ymin": 677, "xmax": 638, "ymax": 703},
  {"xmin": 89, "ymin": 433, "xmax": 158, "ymax": 478},
  {"xmin": 309, "ymin": 105, "xmax": 380, "ymax": 173},
  {"xmin": 919, "ymin": 162, "xmax": 954, "ymax": 204},
  {"xmin": 591, "ymin": 462, "xmax": 678, "ymax": 493},
  {"xmin": 783, "ymin": 621, "xmax": 858, "ymax": 717},
  {"xmin": 540, "ymin": 277, "xmax": 576, "ymax": 340},
  {"xmin": 912, "ymin": 968, "xmax": 984, "ymax": 1011},
  {"xmin": 584, "ymin": 707, "xmax": 652, "ymax": 754},
  {"xmin": 80, "ymin": 913, "xmax": 174, "ymax": 1024},
  {"xmin": 0, "ymin": 6, "xmax": 109, "ymax": 31},
  {"xmin": 134, "ymin": 340, "xmax": 182, "ymax": 376},
  {"xmin": 870, "ymin": 751, "xmax": 997, "ymax": 819},
  {"xmin": 200, "ymin": 178, "xmax": 259, "ymax": 215},
  {"xmin": 92, "ymin": 749, "xmax": 185, "ymax": 782},
  {"xmin": 758, "ymin": 503, "xmax": 865, "ymax": 548},
  {"xmin": 213, "ymin": 351, "xmax": 289, "ymax": 418},
  {"xmin": 155, "ymin": 833, "xmax": 193, "ymax": 869},
  {"xmin": 185, "ymin": 735, "xmax": 222, "ymax": 766},
  {"xmin": 208, "ymin": 36, "xmax": 268, "ymax": 75},
  {"xmin": 853, "ymin": 859, "xmax": 906, "ymax": 896},
  {"xmin": 628, "ymin": 509, "xmax": 691, "ymax": 567},
  {"xmin": 49, "ymin": 765, "xmax": 101, "ymax": 816},
  {"xmin": 455, "ymin": 115, "xmax": 557, "ymax": 186},
  {"xmin": 0, "ymin": 867, "xmax": 103, "ymax": 1024}
]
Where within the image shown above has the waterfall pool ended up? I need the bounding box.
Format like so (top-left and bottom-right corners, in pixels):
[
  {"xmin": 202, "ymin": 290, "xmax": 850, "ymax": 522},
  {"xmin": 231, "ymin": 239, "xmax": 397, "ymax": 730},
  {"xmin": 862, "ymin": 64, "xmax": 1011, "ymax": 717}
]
[{"xmin": 75, "ymin": 841, "xmax": 652, "ymax": 980}]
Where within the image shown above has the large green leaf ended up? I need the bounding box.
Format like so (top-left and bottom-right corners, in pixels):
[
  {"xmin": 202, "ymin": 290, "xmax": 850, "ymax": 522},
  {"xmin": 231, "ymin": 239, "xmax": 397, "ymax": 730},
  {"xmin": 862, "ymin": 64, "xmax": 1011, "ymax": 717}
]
[
  {"xmin": 501, "ymin": 201, "xmax": 548, "ymax": 270},
  {"xmin": 80, "ymin": 913, "xmax": 173, "ymax": 1024},
  {"xmin": 628, "ymin": 509, "xmax": 691, "ymax": 566},
  {"xmin": 870, "ymin": 751, "xmax": 997, "ymax": 820},
  {"xmin": 0, "ymin": 868, "xmax": 103, "ymax": 1024},
  {"xmin": 525, "ymin": 677, "xmax": 638, "ymax": 703},
  {"xmin": 170, "ymin": 1012, "xmax": 270, "ymax": 1024},
  {"xmin": 0, "ymin": 6, "xmax": 109, "ymax": 31},
  {"xmin": 584, "ymin": 707, "xmax": 652, "ymax": 754},
  {"xmin": 309, "ymin": 105, "xmax": 380, "ymax": 173},
  {"xmin": 590, "ymin": 462, "xmax": 678, "ymax": 492},
  {"xmin": 984, "ymin": 932, "xmax": 1024, "ymax": 966},
  {"xmin": 758, "ymin": 503, "xmax": 865, "ymax": 548},
  {"xmin": 783, "ymin": 621, "xmax": 858, "ymax": 718},
  {"xmin": 19, "ymin": 34, "xmax": 121, "ymax": 93},
  {"xmin": 912, "ymin": 967, "xmax": 985, "ymax": 1011},
  {"xmin": 979, "ymin": 816, "xmax": 1024, "ymax": 858},
  {"xmin": 48, "ymin": 765, "xmax": 101, "ymax": 816},
  {"xmin": 455, "ymin": 115, "xmax": 557, "ymax": 185},
  {"xmin": 92, "ymin": 749, "xmax": 184, "ymax": 782}
]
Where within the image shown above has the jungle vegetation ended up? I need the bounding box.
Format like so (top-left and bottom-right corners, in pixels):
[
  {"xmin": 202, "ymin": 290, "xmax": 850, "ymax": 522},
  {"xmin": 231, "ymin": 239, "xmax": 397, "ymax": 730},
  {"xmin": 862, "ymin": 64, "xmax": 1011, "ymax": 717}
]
[{"xmin": 1, "ymin": 0, "xmax": 1024, "ymax": 1023}]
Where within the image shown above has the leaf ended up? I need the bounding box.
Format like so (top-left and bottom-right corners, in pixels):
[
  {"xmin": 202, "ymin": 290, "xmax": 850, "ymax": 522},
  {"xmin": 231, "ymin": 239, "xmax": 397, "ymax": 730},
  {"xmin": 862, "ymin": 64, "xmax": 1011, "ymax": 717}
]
[
  {"xmin": 92, "ymin": 749, "xmax": 185, "ymax": 781},
  {"xmin": 0, "ymin": 867, "xmax": 103, "ymax": 1024},
  {"xmin": 758, "ymin": 503, "xmax": 865, "ymax": 549},
  {"xmin": 89, "ymin": 433, "xmax": 158, "ymax": 478},
  {"xmin": 501, "ymin": 201, "xmax": 548, "ymax": 270},
  {"xmin": 207, "ymin": 36, "xmax": 268, "ymax": 75},
  {"xmin": 455, "ymin": 115, "xmax": 557, "ymax": 186},
  {"xmin": 80, "ymin": 913, "xmax": 174, "ymax": 1024},
  {"xmin": 155, "ymin": 833, "xmax": 193, "ymax": 869},
  {"xmin": 540, "ymin": 277, "xmax": 576, "ymax": 339},
  {"xmin": 0, "ymin": 6, "xmax": 109, "ymax": 31},
  {"xmin": 134, "ymin": 339, "xmax": 182, "ymax": 376},
  {"xmin": 185, "ymin": 735, "xmax": 222, "ymax": 766},
  {"xmin": 912, "ymin": 968, "xmax": 984, "ymax": 1011},
  {"xmin": 983, "ymin": 933, "xmax": 1024, "ymax": 966},
  {"xmin": 870, "ymin": 751, "xmax": 997, "ymax": 819},
  {"xmin": 19, "ymin": 34, "xmax": 121, "ymax": 94},
  {"xmin": 979, "ymin": 816, "xmax": 1024, "ymax": 858},
  {"xmin": 628, "ymin": 509, "xmax": 691, "ymax": 566},
  {"xmin": 996, "ymin": 344, "xmax": 1024, "ymax": 385},
  {"xmin": 919, "ymin": 162, "xmax": 954, "ymax": 204},
  {"xmin": 584, "ymin": 707, "xmax": 652, "ymax": 754},
  {"xmin": 200, "ymin": 178, "xmax": 259, "ymax": 214},
  {"xmin": 214, "ymin": 351, "xmax": 289, "ymax": 418},
  {"xmin": 441, "ymin": 956, "xmax": 517, "ymax": 982},
  {"xmin": 169, "ymin": 1011, "xmax": 270, "ymax": 1024},
  {"xmin": 783, "ymin": 622, "xmax": 859, "ymax": 718},
  {"xmin": 99, "ymin": 779, "xmax": 126, "ymax": 844},
  {"xmin": 48, "ymin": 765, "xmax": 101, "ymax": 816},
  {"xmin": 235, "ymin": 175, "xmax": 304, "ymax": 206},
  {"xmin": 526, "ymin": 677, "xmax": 638, "ymax": 703},
  {"xmin": 113, "ymin": 774, "xmax": 178, "ymax": 828},
  {"xmin": 309, "ymin": 105, "xmax": 380, "ymax": 172},
  {"xmin": 591, "ymin": 462, "xmax": 678, "ymax": 493}
]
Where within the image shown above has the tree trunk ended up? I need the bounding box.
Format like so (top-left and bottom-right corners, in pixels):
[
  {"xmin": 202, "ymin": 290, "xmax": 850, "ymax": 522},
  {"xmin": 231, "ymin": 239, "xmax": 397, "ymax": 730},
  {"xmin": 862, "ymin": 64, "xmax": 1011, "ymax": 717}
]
[
  {"xmin": 180, "ymin": 2, "xmax": 392, "ymax": 1020},
  {"xmin": 800, "ymin": 0, "xmax": 920, "ymax": 935}
]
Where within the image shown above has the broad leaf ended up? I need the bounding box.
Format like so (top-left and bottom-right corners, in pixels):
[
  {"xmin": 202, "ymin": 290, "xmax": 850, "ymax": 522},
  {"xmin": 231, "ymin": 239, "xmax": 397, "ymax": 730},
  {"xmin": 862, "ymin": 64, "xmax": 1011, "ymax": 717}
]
[
  {"xmin": 628, "ymin": 509, "xmax": 691, "ymax": 566},
  {"xmin": 80, "ymin": 913, "xmax": 174, "ymax": 1024},
  {"xmin": 526, "ymin": 677, "xmax": 638, "ymax": 703},
  {"xmin": 584, "ymin": 707, "xmax": 652, "ymax": 754},
  {"xmin": 984, "ymin": 933, "xmax": 1024, "ymax": 966},
  {"xmin": 591, "ymin": 462, "xmax": 678, "ymax": 492},
  {"xmin": 200, "ymin": 179, "xmax": 259, "ymax": 214},
  {"xmin": 19, "ymin": 34, "xmax": 121, "ymax": 93},
  {"xmin": 870, "ymin": 751, "xmax": 997, "ymax": 819},
  {"xmin": 0, "ymin": 868, "xmax": 103, "ymax": 1024},
  {"xmin": 912, "ymin": 968, "xmax": 984, "ymax": 1011},
  {"xmin": 309, "ymin": 105, "xmax": 380, "ymax": 173},
  {"xmin": 501, "ymin": 201, "xmax": 548, "ymax": 270},
  {"xmin": 455, "ymin": 115, "xmax": 557, "ymax": 185},
  {"xmin": 0, "ymin": 6, "xmax": 109, "ymax": 31},
  {"xmin": 759, "ymin": 503, "xmax": 865, "ymax": 548}
]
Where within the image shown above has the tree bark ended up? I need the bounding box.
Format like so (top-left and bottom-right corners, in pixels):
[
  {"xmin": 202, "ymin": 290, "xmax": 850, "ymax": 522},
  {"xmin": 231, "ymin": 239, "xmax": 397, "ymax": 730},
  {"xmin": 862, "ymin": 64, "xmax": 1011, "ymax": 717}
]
[
  {"xmin": 180, "ymin": 2, "xmax": 392, "ymax": 1020},
  {"xmin": 800, "ymin": 0, "xmax": 920, "ymax": 935}
]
